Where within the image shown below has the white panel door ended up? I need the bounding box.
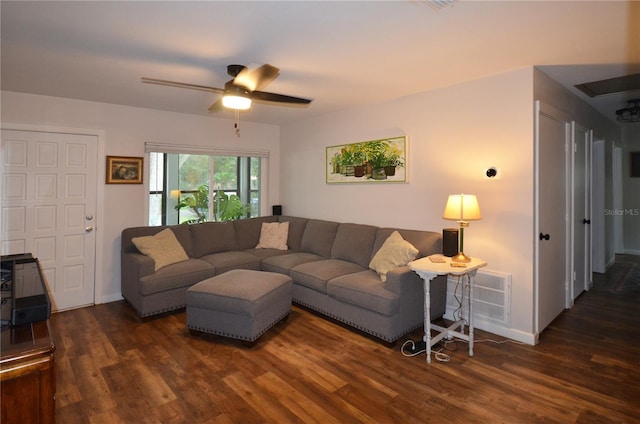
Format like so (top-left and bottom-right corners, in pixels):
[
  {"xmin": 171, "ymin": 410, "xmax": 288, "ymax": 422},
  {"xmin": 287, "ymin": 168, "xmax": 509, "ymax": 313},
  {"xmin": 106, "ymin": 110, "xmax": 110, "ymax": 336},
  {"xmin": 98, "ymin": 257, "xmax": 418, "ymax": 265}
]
[
  {"xmin": 1, "ymin": 130, "xmax": 97, "ymax": 311},
  {"xmin": 591, "ymin": 140, "xmax": 606, "ymax": 273},
  {"xmin": 536, "ymin": 103, "xmax": 569, "ymax": 334},
  {"xmin": 571, "ymin": 123, "xmax": 592, "ymax": 302}
]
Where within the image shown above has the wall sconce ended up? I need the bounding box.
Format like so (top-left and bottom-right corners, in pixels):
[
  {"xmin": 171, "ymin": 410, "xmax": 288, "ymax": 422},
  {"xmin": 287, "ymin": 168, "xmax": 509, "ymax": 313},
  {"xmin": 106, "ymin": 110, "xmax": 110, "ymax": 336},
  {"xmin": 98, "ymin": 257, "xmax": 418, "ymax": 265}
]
[{"xmin": 485, "ymin": 167, "xmax": 499, "ymax": 178}]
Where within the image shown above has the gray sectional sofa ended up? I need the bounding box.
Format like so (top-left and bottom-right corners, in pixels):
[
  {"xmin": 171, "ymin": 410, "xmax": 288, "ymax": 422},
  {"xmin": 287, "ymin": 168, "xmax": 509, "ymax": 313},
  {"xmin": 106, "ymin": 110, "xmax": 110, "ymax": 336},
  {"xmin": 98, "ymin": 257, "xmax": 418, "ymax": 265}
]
[{"xmin": 121, "ymin": 215, "xmax": 447, "ymax": 343}]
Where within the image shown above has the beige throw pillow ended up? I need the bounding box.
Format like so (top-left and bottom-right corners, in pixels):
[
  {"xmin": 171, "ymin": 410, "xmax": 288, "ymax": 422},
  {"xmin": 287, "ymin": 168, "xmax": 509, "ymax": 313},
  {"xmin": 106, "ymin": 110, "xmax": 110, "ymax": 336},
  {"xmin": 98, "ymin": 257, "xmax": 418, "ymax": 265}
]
[
  {"xmin": 369, "ymin": 231, "xmax": 419, "ymax": 282},
  {"xmin": 132, "ymin": 228, "xmax": 189, "ymax": 271},
  {"xmin": 256, "ymin": 221, "xmax": 289, "ymax": 250}
]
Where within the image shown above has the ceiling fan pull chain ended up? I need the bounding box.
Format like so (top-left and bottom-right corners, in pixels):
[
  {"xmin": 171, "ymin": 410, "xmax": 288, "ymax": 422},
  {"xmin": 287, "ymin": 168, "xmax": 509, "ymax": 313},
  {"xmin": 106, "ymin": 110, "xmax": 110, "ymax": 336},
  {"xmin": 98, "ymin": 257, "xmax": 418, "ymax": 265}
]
[{"xmin": 234, "ymin": 109, "xmax": 240, "ymax": 138}]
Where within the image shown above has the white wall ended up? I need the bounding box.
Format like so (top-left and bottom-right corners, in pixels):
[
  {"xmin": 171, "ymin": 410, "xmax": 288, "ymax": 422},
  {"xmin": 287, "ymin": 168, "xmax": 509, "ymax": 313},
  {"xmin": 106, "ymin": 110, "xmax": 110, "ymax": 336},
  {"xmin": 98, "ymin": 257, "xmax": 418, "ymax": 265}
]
[
  {"xmin": 1, "ymin": 91, "xmax": 280, "ymax": 304},
  {"xmin": 281, "ymin": 68, "xmax": 537, "ymax": 342}
]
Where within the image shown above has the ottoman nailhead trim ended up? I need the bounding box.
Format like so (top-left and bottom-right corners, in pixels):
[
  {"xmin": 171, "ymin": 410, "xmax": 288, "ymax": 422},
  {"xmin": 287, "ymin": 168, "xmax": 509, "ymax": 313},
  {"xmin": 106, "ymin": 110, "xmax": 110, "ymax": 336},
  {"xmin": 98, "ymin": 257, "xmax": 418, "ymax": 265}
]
[{"xmin": 187, "ymin": 311, "xmax": 290, "ymax": 342}]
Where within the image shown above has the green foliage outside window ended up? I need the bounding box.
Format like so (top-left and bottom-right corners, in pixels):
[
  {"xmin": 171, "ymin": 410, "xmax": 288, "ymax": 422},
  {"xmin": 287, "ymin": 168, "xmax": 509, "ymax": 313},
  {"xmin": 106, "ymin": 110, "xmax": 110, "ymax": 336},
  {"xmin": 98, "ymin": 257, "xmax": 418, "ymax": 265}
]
[{"xmin": 175, "ymin": 185, "xmax": 250, "ymax": 223}]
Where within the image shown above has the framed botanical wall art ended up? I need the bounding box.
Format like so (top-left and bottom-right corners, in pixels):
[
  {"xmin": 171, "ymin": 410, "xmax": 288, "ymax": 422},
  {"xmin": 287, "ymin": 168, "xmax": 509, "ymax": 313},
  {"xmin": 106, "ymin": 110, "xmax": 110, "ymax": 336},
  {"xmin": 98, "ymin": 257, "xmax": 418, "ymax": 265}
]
[
  {"xmin": 326, "ymin": 136, "xmax": 408, "ymax": 184},
  {"xmin": 106, "ymin": 156, "xmax": 143, "ymax": 184}
]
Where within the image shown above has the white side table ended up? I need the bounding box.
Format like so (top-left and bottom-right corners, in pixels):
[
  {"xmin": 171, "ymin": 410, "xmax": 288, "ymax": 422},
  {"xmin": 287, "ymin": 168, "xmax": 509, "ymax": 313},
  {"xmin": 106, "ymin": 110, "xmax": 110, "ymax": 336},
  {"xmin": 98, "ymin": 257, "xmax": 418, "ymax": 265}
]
[{"xmin": 408, "ymin": 256, "xmax": 487, "ymax": 363}]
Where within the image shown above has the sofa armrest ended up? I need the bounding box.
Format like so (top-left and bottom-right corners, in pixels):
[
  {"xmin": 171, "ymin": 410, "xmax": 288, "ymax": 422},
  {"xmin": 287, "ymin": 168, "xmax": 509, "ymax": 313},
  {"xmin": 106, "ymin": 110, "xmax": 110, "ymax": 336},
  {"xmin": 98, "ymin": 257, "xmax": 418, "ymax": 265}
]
[
  {"xmin": 383, "ymin": 265, "xmax": 422, "ymax": 294},
  {"xmin": 121, "ymin": 252, "xmax": 155, "ymax": 298},
  {"xmin": 384, "ymin": 265, "xmax": 447, "ymax": 319}
]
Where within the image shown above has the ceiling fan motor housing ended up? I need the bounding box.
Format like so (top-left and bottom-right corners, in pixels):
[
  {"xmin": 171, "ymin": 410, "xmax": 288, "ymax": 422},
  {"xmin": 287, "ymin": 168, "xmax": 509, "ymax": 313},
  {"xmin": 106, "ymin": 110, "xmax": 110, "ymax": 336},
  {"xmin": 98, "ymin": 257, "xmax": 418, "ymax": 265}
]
[
  {"xmin": 227, "ymin": 64, "xmax": 247, "ymax": 78},
  {"xmin": 224, "ymin": 80, "xmax": 250, "ymax": 96}
]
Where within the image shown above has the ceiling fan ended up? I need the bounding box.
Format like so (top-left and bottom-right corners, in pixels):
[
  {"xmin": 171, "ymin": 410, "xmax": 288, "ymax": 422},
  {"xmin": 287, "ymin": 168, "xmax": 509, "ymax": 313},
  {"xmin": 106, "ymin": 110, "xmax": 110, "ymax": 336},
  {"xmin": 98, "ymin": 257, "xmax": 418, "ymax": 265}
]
[{"xmin": 141, "ymin": 64, "xmax": 312, "ymax": 112}]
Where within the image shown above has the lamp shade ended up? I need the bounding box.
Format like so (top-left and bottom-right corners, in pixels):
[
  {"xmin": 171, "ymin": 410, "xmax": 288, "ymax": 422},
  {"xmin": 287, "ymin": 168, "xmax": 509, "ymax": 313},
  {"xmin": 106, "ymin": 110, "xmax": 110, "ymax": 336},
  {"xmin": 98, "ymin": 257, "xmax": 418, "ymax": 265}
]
[{"xmin": 443, "ymin": 194, "xmax": 482, "ymax": 221}]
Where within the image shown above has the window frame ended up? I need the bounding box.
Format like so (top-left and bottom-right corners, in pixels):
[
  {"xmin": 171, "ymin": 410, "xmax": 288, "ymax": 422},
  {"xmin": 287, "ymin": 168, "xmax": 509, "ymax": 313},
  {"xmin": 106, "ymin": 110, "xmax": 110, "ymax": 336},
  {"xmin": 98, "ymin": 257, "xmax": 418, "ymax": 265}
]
[{"xmin": 146, "ymin": 143, "xmax": 268, "ymax": 226}]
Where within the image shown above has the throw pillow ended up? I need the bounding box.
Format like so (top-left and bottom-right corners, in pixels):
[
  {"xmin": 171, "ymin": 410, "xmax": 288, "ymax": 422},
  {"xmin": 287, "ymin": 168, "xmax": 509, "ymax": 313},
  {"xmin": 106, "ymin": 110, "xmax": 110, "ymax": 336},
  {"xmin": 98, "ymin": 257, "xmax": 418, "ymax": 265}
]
[
  {"xmin": 255, "ymin": 221, "xmax": 289, "ymax": 250},
  {"xmin": 132, "ymin": 228, "xmax": 189, "ymax": 271},
  {"xmin": 369, "ymin": 230, "xmax": 419, "ymax": 282}
]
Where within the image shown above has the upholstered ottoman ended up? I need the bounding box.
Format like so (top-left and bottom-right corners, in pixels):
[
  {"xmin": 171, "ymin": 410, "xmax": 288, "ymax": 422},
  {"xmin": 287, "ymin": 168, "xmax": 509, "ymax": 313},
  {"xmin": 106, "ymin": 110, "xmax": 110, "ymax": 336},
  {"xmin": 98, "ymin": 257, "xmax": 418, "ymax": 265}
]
[{"xmin": 186, "ymin": 269, "xmax": 293, "ymax": 342}]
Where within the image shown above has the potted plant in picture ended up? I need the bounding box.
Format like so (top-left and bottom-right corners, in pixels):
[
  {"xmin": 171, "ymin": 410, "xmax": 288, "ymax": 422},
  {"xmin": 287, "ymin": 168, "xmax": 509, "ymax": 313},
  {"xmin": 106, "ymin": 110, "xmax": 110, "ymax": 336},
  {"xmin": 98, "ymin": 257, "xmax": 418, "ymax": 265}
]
[
  {"xmin": 365, "ymin": 140, "xmax": 390, "ymax": 180},
  {"xmin": 351, "ymin": 144, "xmax": 367, "ymax": 178},
  {"xmin": 331, "ymin": 152, "xmax": 342, "ymax": 174},
  {"xmin": 339, "ymin": 147, "xmax": 354, "ymax": 176},
  {"xmin": 382, "ymin": 148, "xmax": 404, "ymax": 177}
]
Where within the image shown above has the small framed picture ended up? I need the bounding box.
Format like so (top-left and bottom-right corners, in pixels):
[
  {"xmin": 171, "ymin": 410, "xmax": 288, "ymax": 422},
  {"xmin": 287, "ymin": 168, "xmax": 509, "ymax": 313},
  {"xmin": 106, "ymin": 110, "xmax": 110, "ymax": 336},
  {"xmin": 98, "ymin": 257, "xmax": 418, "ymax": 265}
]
[
  {"xmin": 631, "ymin": 152, "xmax": 640, "ymax": 178},
  {"xmin": 106, "ymin": 156, "xmax": 143, "ymax": 184}
]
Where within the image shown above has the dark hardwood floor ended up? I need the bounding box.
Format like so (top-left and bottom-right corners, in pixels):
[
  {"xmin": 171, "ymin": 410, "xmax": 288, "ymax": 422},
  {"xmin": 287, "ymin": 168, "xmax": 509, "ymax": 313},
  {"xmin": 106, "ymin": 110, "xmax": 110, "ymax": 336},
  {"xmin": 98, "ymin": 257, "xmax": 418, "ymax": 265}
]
[{"xmin": 50, "ymin": 257, "xmax": 640, "ymax": 423}]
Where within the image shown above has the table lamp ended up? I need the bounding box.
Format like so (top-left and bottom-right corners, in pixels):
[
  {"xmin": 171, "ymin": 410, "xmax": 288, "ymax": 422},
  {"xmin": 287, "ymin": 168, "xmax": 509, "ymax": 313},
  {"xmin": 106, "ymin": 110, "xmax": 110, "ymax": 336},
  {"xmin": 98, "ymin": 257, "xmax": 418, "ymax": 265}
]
[{"xmin": 443, "ymin": 193, "xmax": 482, "ymax": 263}]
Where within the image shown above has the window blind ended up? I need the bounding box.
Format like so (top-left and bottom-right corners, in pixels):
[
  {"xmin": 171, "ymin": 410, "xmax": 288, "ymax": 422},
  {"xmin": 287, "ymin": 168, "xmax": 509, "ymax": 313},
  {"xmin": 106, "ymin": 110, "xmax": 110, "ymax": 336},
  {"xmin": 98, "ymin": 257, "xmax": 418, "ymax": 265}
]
[{"xmin": 145, "ymin": 142, "xmax": 269, "ymax": 158}]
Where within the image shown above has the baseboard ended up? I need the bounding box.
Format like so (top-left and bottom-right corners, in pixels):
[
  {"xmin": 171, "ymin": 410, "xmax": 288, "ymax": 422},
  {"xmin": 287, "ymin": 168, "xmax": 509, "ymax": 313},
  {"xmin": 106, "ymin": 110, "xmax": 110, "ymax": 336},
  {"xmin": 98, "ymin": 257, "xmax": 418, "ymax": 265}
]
[
  {"xmin": 443, "ymin": 311, "xmax": 537, "ymax": 345},
  {"xmin": 622, "ymin": 249, "xmax": 640, "ymax": 256},
  {"xmin": 101, "ymin": 293, "xmax": 124, "ymax": 304}
]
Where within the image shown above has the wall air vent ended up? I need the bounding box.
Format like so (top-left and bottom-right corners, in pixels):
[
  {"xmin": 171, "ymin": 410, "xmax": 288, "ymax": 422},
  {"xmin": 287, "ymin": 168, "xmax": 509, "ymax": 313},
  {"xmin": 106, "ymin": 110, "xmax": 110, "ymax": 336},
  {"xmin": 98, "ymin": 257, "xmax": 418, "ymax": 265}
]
[{"xmin": 445, "ymin": 269, "xmax": 512, "ymax": 326}]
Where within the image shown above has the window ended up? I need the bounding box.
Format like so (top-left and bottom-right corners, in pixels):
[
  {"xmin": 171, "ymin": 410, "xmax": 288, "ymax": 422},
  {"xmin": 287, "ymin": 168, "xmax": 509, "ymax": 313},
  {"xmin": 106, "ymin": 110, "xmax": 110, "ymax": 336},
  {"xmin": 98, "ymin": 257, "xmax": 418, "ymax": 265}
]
[{"xmin": 148, "ymin": 151, "xmax": 263, "ymax": 226}]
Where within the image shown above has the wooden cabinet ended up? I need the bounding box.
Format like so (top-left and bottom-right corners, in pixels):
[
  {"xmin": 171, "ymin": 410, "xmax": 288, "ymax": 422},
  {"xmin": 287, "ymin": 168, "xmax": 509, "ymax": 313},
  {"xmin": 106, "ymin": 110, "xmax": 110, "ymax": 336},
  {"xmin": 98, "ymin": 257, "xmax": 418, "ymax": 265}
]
[{"xmin": 1, "ymin": 320, "xmax": 56, "ymax": 424}]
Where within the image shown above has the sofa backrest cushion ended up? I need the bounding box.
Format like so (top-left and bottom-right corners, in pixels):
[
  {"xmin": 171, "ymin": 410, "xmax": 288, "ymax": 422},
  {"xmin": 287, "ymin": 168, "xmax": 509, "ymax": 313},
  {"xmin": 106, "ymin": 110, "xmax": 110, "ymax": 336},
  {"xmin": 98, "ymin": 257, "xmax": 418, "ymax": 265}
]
[
  {"xmin": 122, "ymin": 224, "xmax": 194, "ymax": 258},
  {"xmin": 331, "ymin": 223, "xmax": 378, "ymax": 268},
  {"xmin": 300, "ymin": 219, "xmax": 339, "ymax": 258},
  {"xmin": 234, "ymin": 216, "xmax": 279, "ymax": 250},
  {"xmin": 131, "ymin": 228, "xmax": 189, "ymax": 271},
  {"xmin": 278, "ymin": 216, "xmax": 308, "ymax": 251},
  {"xmin": 373, "ymin": 228, "xmax": 441, "ymax": 260},
  {"xmin": 190, "ymin": 221, "xmax": 238, "ymax": 257}
]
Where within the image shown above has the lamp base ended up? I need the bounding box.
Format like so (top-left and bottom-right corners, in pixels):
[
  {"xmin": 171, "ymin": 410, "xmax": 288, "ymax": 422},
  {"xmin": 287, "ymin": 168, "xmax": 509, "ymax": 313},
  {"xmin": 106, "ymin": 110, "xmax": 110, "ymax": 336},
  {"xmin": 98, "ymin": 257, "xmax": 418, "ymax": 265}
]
[{"xmin": 451, "ymin": 252, "xmax": 472, "ymax": 263}]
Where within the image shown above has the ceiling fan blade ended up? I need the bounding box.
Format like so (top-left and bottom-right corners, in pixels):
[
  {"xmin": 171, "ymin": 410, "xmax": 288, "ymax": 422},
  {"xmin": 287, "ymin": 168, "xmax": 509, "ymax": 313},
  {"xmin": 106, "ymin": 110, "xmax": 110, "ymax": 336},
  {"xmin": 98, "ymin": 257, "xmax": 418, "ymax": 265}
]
[
  {"xmin": 141, "ymin": 77, "xmax": 224, "ymax": 94},
  {"xmin": 234, "ymin": 64, "xmax": 280, "ymax": 92},
  {"xmin": 251, "ymin": 90, "xmax": 312, "ymax": 105},
  {"xmin": 208, "ymin": 98, "xmax": 224, "ymax": 112}
]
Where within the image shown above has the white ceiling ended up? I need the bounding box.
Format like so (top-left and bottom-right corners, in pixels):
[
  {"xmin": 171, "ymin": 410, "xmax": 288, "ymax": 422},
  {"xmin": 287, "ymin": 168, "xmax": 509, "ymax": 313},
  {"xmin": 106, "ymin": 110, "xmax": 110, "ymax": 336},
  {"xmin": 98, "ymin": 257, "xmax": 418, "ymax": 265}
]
[{"xmin": 2, "ymin": 1, "xmax": 639, "ymax": 126}]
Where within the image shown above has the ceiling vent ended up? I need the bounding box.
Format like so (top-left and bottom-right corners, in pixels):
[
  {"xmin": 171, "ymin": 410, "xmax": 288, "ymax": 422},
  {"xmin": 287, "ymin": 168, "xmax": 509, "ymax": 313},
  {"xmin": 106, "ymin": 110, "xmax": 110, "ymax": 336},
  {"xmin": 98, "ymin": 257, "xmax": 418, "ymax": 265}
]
[
  {"xmin": 575, "ymin": 73, "xmax": 640, "ymax": 97},
  {"xmin": 420, "ymin": 0, "xmax": 456, "ymax": 10}
]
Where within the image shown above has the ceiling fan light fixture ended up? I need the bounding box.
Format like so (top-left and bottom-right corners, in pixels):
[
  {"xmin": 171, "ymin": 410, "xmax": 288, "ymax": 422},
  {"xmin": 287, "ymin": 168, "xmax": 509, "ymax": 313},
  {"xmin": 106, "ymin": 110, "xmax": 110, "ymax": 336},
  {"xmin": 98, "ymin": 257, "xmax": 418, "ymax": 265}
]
[
  {"xmin": 222, "ymin": 94, "xmax": 251, "ymax": 110},
  {"xmin": 616, "ymin": 99, "xmax": 640, "ymax": 123}
]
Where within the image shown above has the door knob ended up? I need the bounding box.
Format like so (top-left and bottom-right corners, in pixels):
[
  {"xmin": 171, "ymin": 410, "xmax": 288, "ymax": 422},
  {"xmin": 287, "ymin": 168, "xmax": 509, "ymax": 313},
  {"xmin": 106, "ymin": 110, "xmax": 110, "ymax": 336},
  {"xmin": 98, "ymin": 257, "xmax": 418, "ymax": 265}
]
[
  {"xmin": 539, "ymin": 233, "xmax": 550, "ymax": 241},
  {"xmin": 85, "ymin": 226, "xmax": 94, "ymax": 233},
  {"xmin": 583, "ymin": 219, "xmax": 591, "ymax": 224},
  {"xmin": 86, "ymin": 214, "xmax": 94, "ymax": 221}
]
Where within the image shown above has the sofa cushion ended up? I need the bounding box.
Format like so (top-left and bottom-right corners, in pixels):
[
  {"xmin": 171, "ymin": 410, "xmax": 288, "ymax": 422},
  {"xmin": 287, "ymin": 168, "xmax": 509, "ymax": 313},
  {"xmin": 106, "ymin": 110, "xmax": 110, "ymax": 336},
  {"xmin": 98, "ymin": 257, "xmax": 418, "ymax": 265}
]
[
  {"xmin": 331, "ymin": 223, "xmax": 378, "ymax": 268},
  {"xmin": 256, "ymin": 221, "xmax": 289, "ymax": 250},
  {"xmin": 291, "ymin": 259, "xmax": 365, "ymax": 294},
  {"xmin": 261, "ymin": 252, "xmax": 324, "ymax": 275},
  {"xmin": 233, "ymin": 216, "xmax": 278, "ymax": 250},
  {"xmin": 138, "ymin": 258, "xmax": 215, "ymax": 296},
  {"xmin": 369, "ymin": 230, "xmax": 419, "ymax": 282},
  {"xmin": 373, "ymin": 228, "xmax": 441, "ymax": 260},
  {"xmin": 300, "ymin": 219, "xmax": 339, "ymax": 258},
  {"xmin": 243, "ymin": 248, "xmax": 292, "ymax": 261},
  {"xmin": 190, "ymin": 221, "xmax": 239, "ymax": 257},
  {"xmin": 131, "ymin": 228, "xmax": 189, "ymax": 271},
  {"xmin": 199, "ymin": 251, "xmax": 261, "ymax": 275},
  {"xmin": 278, "ymin": 216, "xmax": 308, "ymax": 252},
  {"xmin": 122, "ymin": 225, "xmax": 191, "ymax": 255},
  {"xmin": 328, "ymin": 270, "xmax": 400, "ymax": 316}
]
